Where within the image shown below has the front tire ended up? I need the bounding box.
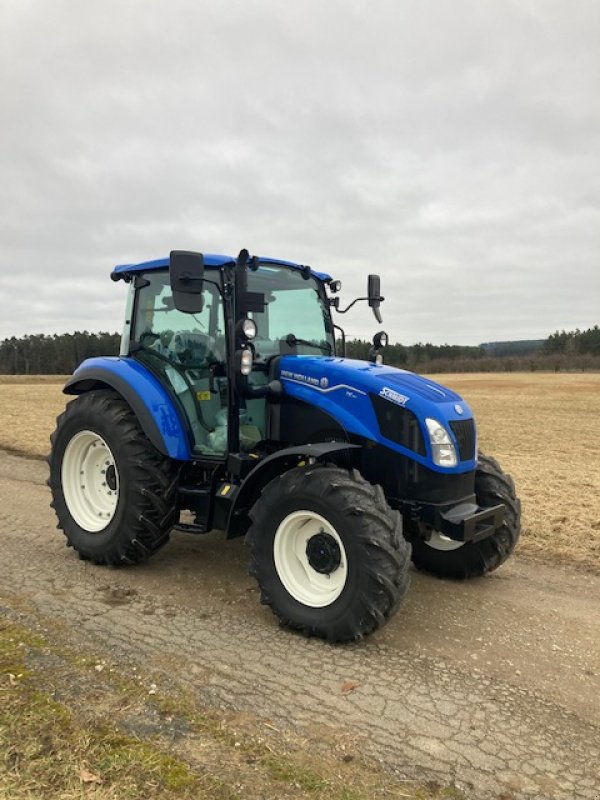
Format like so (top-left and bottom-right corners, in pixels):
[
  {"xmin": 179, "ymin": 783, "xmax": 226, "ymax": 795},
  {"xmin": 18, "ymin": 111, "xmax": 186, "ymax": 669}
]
[
  {"xmin": 247, "ymin": 464, "xmax": 411, "ymax": 642},
  {"xmin": 48, "ymin": 390, "xmax": 179, "ymax": 565},
  {"xmin": 410, "ymin": 452, "xmax": 521, "ymax": 579}
]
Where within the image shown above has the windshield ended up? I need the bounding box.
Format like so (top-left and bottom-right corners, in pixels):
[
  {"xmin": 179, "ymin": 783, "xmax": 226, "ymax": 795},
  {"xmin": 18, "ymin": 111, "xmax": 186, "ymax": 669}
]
[{"xmin": 246, "ymin": 264, "xmax": 334, "ymax": 357}]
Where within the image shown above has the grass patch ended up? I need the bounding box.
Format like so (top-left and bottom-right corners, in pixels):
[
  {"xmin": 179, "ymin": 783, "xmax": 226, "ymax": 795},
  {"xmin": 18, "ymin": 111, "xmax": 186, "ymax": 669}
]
[
  {"xmin": 0, "ymin": 620, "xmax": 235, "ymax": 799},
  {"xmin": 0, "ymin": 616, "xmax": 461, "ymax": 800}
]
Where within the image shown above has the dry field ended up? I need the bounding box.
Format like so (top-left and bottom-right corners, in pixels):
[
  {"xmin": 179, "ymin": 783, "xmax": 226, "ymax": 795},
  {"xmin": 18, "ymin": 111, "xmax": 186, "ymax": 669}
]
[
  {"xmin": 435, "ymin": 373, "xmax": 600, "ymax": 571},
  {"xmin": 0, "ymin": 375, "xmax": 69, "ymax": 459},
  {"xmin": 0, "ymin": 372, "xmax": 599, "ymax": 571}
]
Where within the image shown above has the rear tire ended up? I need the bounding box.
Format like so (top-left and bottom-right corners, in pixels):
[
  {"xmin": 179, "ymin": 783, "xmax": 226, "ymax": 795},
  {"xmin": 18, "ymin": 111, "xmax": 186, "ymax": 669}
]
[
  {"xmin": 247, "ymin": 464, "xmax": 411, "ymax": 642},
  {"xmin": 48, "ymin": 390, "xmax": 179, "ymax": 565},
  {"xmin": 410, "ymin": 452, "xmax": 521, "ymax": 579}
]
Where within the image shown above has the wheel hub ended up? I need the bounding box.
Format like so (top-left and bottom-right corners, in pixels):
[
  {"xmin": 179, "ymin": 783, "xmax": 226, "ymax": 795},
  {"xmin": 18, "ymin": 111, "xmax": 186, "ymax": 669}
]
[
  {"xmin": 305, "ymin": 531, "xmax": 341, "ymax": 575},
  {"xmin": 273, "ymin": 510, "xmax": 348, "ymax": 608}
]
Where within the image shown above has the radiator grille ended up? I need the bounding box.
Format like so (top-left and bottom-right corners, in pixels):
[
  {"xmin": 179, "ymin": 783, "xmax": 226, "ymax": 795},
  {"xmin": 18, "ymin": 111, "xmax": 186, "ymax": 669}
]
[{"xmin": 449, "ymin": 419, "xmax": 476, "ymax": 461}]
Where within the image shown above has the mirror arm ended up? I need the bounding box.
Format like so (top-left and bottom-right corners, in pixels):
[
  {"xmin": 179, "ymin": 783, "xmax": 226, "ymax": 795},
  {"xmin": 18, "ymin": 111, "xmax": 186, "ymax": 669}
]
[{"xmin": 336, "ymin": 296, "xmax": 368, "ymax": 314}]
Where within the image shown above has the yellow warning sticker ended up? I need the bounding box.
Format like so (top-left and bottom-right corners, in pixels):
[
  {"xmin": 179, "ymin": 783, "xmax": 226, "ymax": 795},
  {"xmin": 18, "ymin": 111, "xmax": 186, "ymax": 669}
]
[
  {"xmin": 220, "ymin": 484, "xmax": 231, "ymax": 496},
  {"xmin": 196, "ymin": 390, "xmax": 211, "ymax": 401}
]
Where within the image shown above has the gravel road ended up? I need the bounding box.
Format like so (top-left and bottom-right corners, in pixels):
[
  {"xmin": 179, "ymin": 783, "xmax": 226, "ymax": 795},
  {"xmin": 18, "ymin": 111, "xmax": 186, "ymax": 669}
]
[{"xmin": 1, "ymin": 450, "xmax": 598, "ymax": 799}]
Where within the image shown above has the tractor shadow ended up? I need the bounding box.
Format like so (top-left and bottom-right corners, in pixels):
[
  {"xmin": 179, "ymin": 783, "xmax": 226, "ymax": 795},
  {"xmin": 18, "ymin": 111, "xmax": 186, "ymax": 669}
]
[
  {"xmin": 124, "ymin": 529, "xmax": 258, "ymax": 615},
  {"xmin": 125, "ymin": 526, "xmax": 514, "ymax": 653}
]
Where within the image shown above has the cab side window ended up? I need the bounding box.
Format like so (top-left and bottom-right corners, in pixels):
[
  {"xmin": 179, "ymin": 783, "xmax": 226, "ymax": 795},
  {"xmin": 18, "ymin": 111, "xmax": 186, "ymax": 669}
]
[
  {"xmin": 133, "ymin": 272, "xmax": 229, "ymax": 456},
  {"xmin": 134, "ymin": 276, "xmax": 223, "ymax": 367}
]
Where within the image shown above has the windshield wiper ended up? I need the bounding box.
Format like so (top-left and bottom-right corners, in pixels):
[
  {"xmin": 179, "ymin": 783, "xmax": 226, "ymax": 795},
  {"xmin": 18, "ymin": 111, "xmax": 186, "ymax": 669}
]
[{"xmin": 284, "ymin": 334, "xmax": 333, "ymax": 355}]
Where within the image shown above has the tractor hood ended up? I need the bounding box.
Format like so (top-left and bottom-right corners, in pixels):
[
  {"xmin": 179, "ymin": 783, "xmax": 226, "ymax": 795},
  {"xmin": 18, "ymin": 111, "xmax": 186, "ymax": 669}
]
[{"xmin": 278, "ymin": 355, "xmax": 475, "ymax": 473}]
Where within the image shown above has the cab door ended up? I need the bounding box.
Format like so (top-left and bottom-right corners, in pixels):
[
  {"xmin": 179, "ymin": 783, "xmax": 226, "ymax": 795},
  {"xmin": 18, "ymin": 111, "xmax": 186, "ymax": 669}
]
[{"xmin": 131, "ymin": 271, "xmax": 229, "ymax": 457}]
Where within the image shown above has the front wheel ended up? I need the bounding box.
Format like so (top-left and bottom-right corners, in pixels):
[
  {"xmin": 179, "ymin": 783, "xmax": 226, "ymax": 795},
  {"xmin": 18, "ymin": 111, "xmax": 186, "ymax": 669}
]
[
  {"xmin": 246, "ymin": 464, "xmax": 411, "ymax": 643},
  {"xmin": 410, "ymin": 452, "xmax": 521, "ymax": 579}
]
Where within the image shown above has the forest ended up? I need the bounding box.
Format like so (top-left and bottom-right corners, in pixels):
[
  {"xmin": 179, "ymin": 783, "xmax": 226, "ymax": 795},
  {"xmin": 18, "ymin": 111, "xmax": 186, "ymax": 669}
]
[
  {"xmin": 0, "ymin": 332, "xmax": 121, "ymax": 375},
  {"xmin": 0, "ymin": 326, "xmax": 598, "ymax": 374},
  {"xmin": 344, "ymin": 326, "xmax": 600, "ymax": 372}
]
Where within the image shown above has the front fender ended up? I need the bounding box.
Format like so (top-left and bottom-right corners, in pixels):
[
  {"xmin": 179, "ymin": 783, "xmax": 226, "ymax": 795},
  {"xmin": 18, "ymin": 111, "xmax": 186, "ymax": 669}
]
[
  {"xmin": 64, "ymin": 356, "xmax": 191, "ymax": 460},
  {"xmin": 226, "ymin": 442, "xmax": 361, "ymax": 538}
]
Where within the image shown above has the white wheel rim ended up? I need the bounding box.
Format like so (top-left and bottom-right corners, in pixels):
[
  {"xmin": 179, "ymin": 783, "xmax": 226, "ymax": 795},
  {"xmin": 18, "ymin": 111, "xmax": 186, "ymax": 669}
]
[
  {"xmin": 273, "ymin": 510, "xmax": 348, "ymax": 608},
  {"xmin": 425, "ymin": 531, "xmax": 465, "ymax": 551},
  {"xmin": 61, "ymin": 430, "xmax": 119, "ymax": 532}
]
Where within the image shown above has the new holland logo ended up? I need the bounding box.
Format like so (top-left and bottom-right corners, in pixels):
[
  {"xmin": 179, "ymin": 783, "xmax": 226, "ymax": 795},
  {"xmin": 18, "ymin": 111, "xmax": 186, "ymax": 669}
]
[
  {"xmin": 379, "ymin": 387, "xmax": 409, "ymax": 406},
  {"xmin": 320, "ymin": 377, "xmax": 329, "ymax": 388}
]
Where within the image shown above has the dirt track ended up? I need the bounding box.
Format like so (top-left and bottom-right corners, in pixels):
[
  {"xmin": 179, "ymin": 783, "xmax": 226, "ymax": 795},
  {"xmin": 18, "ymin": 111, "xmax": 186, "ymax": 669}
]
[{"xmin": 1, "ymin": 449, "xmax": 599, "ymax": 800}]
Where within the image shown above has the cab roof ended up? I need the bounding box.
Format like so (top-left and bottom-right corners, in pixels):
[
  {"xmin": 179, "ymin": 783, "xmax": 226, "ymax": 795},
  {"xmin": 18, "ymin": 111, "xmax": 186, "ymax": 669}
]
[{"xmin": 112, "ymin": 254, "xmax": 332, "ymax": 282}]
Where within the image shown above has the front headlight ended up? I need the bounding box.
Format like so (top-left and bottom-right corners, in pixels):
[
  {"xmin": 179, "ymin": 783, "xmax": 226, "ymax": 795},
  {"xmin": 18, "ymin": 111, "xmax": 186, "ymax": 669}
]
[{"xmin": 425, "ymin": 418, "xmax": 457, "ymax": 467}]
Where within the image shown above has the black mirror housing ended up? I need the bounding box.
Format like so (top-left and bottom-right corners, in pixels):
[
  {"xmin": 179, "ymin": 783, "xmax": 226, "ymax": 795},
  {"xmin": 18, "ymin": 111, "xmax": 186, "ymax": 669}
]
[
  {"xmin": 368, "ymin": 274, "xmax": 384, "ymax": 323},
  {"xmin": 170, "ymin": 251, "xmax": 205, "ymax": 313},
  {"xmin": 368, "ymin": 274, "xmax": 381, "ymax": 305},
  {"xmin": 373, "ymin": 330, "xmax": 388, "ymax": 349}
]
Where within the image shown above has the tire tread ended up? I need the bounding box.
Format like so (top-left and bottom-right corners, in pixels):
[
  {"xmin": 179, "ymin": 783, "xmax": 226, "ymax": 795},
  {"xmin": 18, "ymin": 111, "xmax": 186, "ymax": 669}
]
[{"xmin": 247, "ymin": 464, "xmax": 411, "ymax": 642}]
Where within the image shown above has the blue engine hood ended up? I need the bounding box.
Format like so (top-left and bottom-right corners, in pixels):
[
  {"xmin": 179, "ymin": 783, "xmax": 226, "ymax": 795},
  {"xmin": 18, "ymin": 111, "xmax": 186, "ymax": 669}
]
[{"xmin": 278, "ymin": 356, "xmax": 475, "ymax": 474}]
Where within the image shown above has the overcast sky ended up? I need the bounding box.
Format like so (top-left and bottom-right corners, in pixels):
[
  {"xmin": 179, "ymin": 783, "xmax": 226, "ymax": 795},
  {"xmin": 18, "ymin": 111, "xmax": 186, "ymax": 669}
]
[{"xmin": 1, "ymin": 0, "xmax": 598, "ymax": 345}]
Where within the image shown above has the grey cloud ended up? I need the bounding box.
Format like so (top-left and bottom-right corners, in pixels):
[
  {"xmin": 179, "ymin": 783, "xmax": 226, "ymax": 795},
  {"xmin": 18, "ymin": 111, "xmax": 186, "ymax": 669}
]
[{"xmin": 1, "ymin": 0, "xmax": 598, "ymax": 344}]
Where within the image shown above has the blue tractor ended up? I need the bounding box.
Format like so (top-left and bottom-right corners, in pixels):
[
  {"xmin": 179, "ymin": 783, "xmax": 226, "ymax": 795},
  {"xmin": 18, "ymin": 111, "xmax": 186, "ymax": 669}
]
[{"xmin": 48, "ymin": 250, "xmax": 520, "ymax": 642}]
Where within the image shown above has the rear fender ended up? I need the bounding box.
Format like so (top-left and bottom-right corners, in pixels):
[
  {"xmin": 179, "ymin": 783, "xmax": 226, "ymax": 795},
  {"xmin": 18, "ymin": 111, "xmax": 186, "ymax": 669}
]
[
  {"xmin": 64, "ymin": 357, "xmax": 191, "ymax": 460},
  {"xmin": 226, "ymin": 442, "xmax": 361, "ymax": 538}
]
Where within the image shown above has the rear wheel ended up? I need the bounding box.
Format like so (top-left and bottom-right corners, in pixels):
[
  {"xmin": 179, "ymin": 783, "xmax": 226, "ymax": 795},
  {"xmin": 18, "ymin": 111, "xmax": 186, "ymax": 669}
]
[
  {"xmin": 410, "ymin": 452, "xmax": 521, "ymax": 579},
  {"xmin": 48, "ymin": 390, "xmax": 179, "ymax": 565},
  {"xmin": 247, "ymin": 464, "xmax": 411, "ymax": 642}
]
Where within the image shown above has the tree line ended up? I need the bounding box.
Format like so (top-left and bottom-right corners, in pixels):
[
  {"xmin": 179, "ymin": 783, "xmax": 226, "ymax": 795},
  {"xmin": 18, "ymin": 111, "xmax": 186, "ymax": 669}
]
[
  {"xmin": 0, "ymin": 332, "xmax": 121, "ymax": 375},
  {"xmin": 0, "ymin": 326, "xmax": 598, "ymax": 374},
  {"xmin": 345, "ymin": 325, "xmax": 600, "ymax": 372},
  {"xmin": 543, "ymin": 326, "xmax": 600, "ymax": 355}
]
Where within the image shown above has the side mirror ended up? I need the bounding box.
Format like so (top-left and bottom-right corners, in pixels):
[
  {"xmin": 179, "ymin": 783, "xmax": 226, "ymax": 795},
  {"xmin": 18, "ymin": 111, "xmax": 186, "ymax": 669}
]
[
  {"xmin": 373, "ymin": 330, "xmax": 388, "ymax": 349},
  {"xmin": 170, "ymin": 250, "xmax": 205, "ymax": 313},
  {"xmin": 368, "ymin": 274, "xmax": 384, "ymax": 323}
]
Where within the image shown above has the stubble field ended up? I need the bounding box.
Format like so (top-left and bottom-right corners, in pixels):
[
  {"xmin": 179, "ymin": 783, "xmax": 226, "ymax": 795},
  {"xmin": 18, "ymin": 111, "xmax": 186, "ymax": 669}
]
[{"xmin": 0, "ymin": 372, "xmax": 599, "ymax": 572}]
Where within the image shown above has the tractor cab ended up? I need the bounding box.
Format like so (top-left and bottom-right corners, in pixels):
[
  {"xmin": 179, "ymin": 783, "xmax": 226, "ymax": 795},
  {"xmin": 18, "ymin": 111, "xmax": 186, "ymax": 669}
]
[{"xmin": 124, "ymin": 253, "xmax": 340, "ymax": 460}]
